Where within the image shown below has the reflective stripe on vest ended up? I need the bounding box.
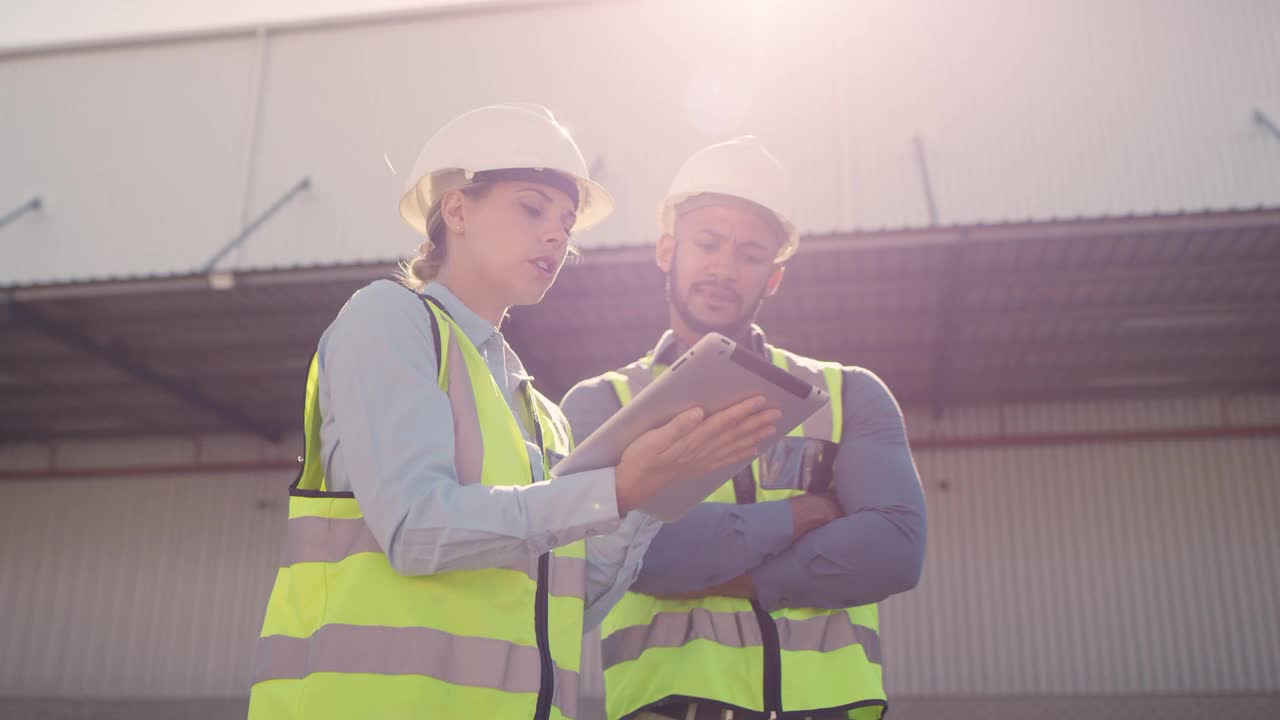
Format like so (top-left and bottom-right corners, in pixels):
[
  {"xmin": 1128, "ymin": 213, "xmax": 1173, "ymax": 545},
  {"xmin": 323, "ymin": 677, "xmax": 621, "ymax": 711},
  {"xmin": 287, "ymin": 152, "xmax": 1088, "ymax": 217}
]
[
  {"xmin": 253, "ymin": 624, "xmax": 581, "ymax": 719},
  {"xmin": 601, "ymin": 344, "xmax": 885, "ymax": 720},
  {"xmin": 602, "ymin": 606, "xmax": 882, "ymax": 667},
  {"xmin": 249, "ymin": 297, "xmax": 585, "ymax": 720},
  {"xmin": 280, "ymin": 514, "xmax": 588, "ymax": 599}
]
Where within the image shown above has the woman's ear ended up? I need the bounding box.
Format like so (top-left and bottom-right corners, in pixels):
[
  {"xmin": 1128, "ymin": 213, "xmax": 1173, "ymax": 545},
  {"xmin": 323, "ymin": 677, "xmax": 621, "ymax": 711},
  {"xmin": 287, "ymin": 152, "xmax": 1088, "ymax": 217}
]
[{"xmin": 440, "ymin": 189, "xmax": 466, "ymax": 236}]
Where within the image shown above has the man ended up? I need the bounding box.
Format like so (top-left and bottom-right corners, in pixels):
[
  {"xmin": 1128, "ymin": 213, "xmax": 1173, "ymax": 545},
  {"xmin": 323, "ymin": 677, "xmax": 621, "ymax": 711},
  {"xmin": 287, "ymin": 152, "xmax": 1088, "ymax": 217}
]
[{"xmin": 562, "ymin": 137, "xmax": 927, "ymax": 720}]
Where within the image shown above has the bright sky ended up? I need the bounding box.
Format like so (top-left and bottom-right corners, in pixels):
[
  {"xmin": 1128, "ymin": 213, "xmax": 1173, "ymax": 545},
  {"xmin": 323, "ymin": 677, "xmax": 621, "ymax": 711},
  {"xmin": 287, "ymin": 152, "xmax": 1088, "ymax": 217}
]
[{"xmin": 0, "ymin": 0, "xmax": 529, "ymax": 51}]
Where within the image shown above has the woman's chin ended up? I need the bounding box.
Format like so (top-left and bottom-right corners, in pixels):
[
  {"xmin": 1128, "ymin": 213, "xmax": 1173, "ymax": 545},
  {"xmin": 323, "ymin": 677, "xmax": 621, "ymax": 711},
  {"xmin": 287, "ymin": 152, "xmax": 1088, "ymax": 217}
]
[{"xmin": 506, "ymin": 282, "xmax": 552, "ymax": 307}]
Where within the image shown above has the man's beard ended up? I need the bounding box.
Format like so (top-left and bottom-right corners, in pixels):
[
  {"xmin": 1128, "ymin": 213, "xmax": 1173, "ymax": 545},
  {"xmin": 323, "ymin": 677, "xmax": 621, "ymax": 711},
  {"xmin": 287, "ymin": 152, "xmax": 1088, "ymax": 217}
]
[{"xmin": 665, "ymin": 253, "xmax": 767, "ymax": 339}]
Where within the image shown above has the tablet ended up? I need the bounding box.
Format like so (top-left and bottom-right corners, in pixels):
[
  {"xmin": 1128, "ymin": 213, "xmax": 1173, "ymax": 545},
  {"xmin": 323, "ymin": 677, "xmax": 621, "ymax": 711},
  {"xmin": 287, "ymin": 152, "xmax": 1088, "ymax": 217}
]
[{"xmin": 553, "ymin": 332, "xmax": 830, "ymax": 521}]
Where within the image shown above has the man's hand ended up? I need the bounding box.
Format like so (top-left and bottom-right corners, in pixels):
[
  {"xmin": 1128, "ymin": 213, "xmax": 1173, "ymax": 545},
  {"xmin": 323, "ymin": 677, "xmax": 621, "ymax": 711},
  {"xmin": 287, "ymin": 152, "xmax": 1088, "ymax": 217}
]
[
  {"xmin": 648, "ymin": 494, "xmax": 842, "ymax": 602},
  {"xmin": 789, "ymin": 493, "xmax": 842, "ymax": 541}
]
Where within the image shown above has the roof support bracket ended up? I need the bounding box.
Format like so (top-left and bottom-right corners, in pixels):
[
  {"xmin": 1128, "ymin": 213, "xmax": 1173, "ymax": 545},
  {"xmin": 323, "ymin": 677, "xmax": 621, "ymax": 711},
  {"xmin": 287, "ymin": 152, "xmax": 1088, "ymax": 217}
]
[
  {"xmin": 1255, "ymin": 107, "xmax": 1280, "ymax": 143},
  {"xmin": 0, "ymin": 196, "xmax": 41, "ymax": 232},
  {"xmin": 202, "ymin": 176, "xmax": 310, "ymax": 272},
  {"xmin": 913, "ymin": 134, "xmax": 940, "ymax": 227}
]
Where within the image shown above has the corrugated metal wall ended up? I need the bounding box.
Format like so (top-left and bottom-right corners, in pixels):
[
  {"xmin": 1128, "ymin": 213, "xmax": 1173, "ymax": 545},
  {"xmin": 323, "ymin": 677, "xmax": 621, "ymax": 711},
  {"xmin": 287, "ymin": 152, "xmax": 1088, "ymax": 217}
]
[
  {"xmin": 3, "ymin": 0, "xmax": 1279, "ymax": 285},
  {"xmin": 904, "ymin": 394, "xmax": 1280, "ymax": 439},
  {"xmin": 2, "ymin": 395, "xmax": 1278, "ymax": 701},
  {"xmin": 887, "ymin": 436, "xmax": 1280, "ymax": 695},
  {"xmin": 0, "ymin": 436, "xmax": 297, "ymax": 698},
  {"xmin": 888, "ymin": 396, "xmax": 1280, "ymax": 696}
]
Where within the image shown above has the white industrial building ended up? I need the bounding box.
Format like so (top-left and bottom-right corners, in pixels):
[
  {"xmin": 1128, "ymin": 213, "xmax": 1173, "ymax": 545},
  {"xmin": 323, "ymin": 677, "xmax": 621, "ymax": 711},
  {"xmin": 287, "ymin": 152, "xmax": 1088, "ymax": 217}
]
[{"xmin": 2, "ymin": 1, "xmax": 1278, "ymax": 718}]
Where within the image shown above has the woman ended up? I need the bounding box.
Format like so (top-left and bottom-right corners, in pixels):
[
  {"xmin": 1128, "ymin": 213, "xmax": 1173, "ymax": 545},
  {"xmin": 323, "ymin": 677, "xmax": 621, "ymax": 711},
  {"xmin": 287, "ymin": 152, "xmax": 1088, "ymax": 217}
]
[{"xmin": 247, "ymin": 104, "xmax": 780, "ymax": 720}]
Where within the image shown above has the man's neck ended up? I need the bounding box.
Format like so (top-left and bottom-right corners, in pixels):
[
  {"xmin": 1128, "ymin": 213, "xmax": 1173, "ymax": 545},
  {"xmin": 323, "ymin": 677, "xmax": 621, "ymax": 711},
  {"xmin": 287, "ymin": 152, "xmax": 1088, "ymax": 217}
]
[{"xmin": 668, "ymin": 310, "xmax": 755, "ymax": 353}]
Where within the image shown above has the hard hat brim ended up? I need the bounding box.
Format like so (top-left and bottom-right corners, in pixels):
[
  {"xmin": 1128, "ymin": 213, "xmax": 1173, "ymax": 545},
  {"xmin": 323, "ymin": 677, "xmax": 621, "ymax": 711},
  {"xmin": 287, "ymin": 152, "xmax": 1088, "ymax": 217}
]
[
  {"xmin": 399, "ymin": 170, "xmax": 614, "ymax": 237},
  {"xmin": 660, "ymin": 191, "xmax": 800, "ymax": 262}
]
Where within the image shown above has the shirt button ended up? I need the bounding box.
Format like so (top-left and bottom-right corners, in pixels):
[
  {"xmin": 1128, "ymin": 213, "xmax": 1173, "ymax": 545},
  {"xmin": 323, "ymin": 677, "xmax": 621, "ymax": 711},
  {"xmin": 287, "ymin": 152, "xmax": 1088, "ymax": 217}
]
[{"xmin": 592, "ymin": 502, "xmax": 602, "ymax": 512}]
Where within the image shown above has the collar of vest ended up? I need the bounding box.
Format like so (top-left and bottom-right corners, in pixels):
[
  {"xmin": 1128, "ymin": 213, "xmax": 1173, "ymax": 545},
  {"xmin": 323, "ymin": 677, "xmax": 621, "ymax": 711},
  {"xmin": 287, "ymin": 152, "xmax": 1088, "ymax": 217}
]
[
  {"xmin": 420, "ymin": 281, "xmax": 501, "ymax": 351},
  {"xmin": 422, "ymin": 287, "xmax": 535, "ymax": 390},
  {"xmin": 649, "ymin": 324, "xmax": 769, "ymax": 367}
]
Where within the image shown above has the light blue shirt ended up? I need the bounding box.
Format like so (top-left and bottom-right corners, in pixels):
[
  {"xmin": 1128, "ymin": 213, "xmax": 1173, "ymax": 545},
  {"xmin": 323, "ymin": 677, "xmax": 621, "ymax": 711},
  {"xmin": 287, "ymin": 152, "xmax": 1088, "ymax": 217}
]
[{"xmin": 317, "ymin": 279, "xmax": 659, "ymax": 629}]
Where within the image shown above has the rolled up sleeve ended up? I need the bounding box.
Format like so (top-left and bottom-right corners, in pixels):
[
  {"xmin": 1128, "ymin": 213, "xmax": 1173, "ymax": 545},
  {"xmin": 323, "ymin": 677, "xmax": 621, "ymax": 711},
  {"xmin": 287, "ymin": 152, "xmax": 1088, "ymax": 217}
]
[{"xmin": 562, "ymin": 376, "xmax": 665, "ymax": 626}]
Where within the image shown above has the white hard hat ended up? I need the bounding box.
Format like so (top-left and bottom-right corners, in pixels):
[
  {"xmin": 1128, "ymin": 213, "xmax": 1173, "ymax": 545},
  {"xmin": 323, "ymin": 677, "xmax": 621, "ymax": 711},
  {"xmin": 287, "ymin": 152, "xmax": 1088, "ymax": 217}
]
[
  {"xmin": 399, "ymin": 103, "xmax": 614, "ymax": 236},
  {"xmin": 659, "ymin": 136, "xmax": 798, "ymax": 261}
]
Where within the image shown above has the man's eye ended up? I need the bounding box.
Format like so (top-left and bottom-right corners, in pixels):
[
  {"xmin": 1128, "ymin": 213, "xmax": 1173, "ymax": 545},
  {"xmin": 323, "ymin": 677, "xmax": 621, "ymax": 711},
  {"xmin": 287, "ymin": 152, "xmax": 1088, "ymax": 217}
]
[{"xmin": 522, "ymin": 204, "xmax": 543, "ymax": 218}]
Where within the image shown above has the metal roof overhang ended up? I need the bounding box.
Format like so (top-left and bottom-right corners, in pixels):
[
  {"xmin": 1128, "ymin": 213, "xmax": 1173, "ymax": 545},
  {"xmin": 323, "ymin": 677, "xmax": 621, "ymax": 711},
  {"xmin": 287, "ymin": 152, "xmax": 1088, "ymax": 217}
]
[{"xmin": 3, "ymin": 207, "xmax": 1278, "ymax": 443}]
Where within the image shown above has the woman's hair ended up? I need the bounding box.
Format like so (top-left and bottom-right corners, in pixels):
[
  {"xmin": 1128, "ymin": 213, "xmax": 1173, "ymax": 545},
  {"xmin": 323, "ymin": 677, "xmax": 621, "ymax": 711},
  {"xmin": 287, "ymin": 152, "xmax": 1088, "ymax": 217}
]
[{"xmin": 397, "ymin": 183, "xmax": 491, "ymax": 291}]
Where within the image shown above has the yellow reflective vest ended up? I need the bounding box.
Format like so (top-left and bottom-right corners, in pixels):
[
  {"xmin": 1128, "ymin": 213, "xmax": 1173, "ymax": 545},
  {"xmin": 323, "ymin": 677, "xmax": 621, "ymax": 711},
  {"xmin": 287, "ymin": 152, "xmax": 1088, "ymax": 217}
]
[
  {"xmin": 249, "ymin": 296, "xmax": 587, "ymax": 720},
  {"xmin": 599, "ymin": 343, "xmax": 886, "ymax": 720}
]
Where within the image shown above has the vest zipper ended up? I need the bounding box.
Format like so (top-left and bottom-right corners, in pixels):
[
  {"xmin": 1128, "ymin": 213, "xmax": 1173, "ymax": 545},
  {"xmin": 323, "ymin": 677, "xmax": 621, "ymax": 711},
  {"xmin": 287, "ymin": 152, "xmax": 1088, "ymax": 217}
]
[
  {"xmin": 735, "ymin": 466, "xmax": 784, "ymax": 718},
  {"xmin": 752, "ymin": 597, "xmax": 784, "ymax": 717},
  {"xmin": 532, "ymin": 552, "xmax": 554, "ymax": 720},
  {"xmin": 528, "ymin": 388, "xmax": 554, "ymax": 720}
]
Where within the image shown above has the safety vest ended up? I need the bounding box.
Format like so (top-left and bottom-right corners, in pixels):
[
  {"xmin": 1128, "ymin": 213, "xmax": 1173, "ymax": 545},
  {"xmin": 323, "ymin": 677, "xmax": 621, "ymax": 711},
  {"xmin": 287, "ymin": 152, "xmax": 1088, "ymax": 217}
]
[
  {"xmin": 249, "ymin": 296, "xmax": 587, "ymax": 720},
  {"xmin": 600, "ymin": 342, "xmax": 885, "ymax": 720}
]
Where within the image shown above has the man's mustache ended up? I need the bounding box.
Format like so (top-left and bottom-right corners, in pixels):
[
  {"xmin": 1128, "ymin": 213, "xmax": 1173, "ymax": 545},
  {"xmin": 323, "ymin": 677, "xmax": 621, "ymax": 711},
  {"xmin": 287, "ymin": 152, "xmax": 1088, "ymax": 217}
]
[{"xmin": 688, "ymin": 282, "xmax": 742, "ymax": 304}]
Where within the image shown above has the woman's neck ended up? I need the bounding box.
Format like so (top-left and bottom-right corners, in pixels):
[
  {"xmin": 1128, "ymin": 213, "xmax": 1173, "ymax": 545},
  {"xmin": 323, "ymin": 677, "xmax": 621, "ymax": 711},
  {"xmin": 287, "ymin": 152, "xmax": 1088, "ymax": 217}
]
[{"xmin": 433, "ymin": 269, "xmax": 508, "ymax": 328}]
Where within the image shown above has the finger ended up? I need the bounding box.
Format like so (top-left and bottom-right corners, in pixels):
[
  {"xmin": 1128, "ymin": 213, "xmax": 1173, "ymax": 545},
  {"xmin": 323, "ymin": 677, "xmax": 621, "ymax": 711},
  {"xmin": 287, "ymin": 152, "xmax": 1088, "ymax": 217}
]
[
  {"xmin": 650, "ymin": 407, "xmax": 711, "ymax": 456},
  {"xmin": 700, "ymin": 424, "xmax": 775, "ymax": 470},
  {"xmin": 669, "ymin": 406, "xmax": 706, "ymax": 434},
  {"xmin": 711, "ymin": 395, "xmax": 771, "ymax": 426},
  {"xmin": 647, "ymin": 406, "xmax": 706, "ymax": 454},
  {"xmin": 698, "ymin": 410, "xmax": 780, "ymax": 459},
  {"xmin": 734, "ymin": 408, "xmax": 783, "ymax": 436},
  {"xmin": 716, "ymin": 421, "xmax": 776, "ymax": 456},
  {"xmin": 680, "ymin": 397, "xmax": 771, "ymax": 452},
  {"xmin": 705, "ymin": 442, "xmax": 765, "ymax": 473},
  {"xmin": 710, "ymin": 426, "xmax": 775, "ymax": 467}
]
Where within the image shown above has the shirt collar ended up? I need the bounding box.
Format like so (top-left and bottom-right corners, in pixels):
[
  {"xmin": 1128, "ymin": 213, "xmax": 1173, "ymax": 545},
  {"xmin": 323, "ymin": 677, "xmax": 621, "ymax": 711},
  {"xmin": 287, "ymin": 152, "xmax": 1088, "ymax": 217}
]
[
  {"xmin": 504, "ymin": 343, "xmax": 534, "ymax": 389},
  {"xmin": 420, "ymin": 281, "xmax": 500, "ymax": 351},
  {"xmin": 650, "ymin": 324, "xmax": 770, "ymax": 366},
  {"xmin": 421, "ymin": 281, "xmax": 534, "ymax": 389}
]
